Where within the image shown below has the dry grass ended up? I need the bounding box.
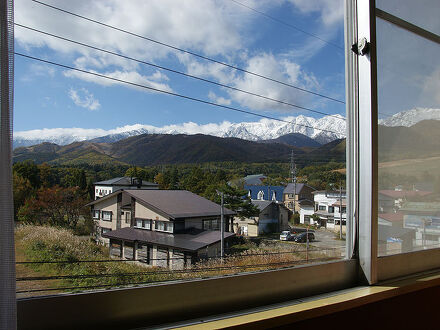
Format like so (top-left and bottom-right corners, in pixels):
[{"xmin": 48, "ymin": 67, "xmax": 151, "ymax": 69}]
[{"xmin": 16, "ymin": 225, "xmax": 336, "ymax": 296}]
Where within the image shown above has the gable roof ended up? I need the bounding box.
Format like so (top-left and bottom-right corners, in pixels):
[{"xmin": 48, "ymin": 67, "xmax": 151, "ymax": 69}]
[
  {"xmin": 251, "ymin": 200, "xmax": 273, "ymax": 211},
  {"xmin": 283, "ymin": 183, "xmax": 316, "ymax": 194},
  {"xmin": 94, "ymin": 177, "xmax": 157, "ymax": 187},
  {"xmin": 244, "ymin": 185, "xmax": 284, "ymax": 202},
  {"xmin": 123, "ymin": 190, "xmax": 236, "ymax": 219}
]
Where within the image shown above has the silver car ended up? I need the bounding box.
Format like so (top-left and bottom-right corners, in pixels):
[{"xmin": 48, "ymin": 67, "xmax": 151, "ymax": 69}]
[{"xmin": 279, "ymin": 230, "xmax": 292, "ymax": 241}]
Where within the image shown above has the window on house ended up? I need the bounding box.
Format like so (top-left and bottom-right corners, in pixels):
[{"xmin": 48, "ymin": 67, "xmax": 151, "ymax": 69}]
[
  {"xmin": 318, "ymin": 205, "xmax": 326, "ymax": 211},
  {"xmin": 92, "ymin": 210, "xmax": 100, "ymax": 219},
  {"xmin": 102, "ymin": 211, "xmax": 112, "ymax": 221},
  {"xmin": 155, "ymin": 220, "xmax": 173, "ymax": 233},
  {"xmin": 101, "ymin": 228, "xmax": 111, "ymax": 235},
  {"xmin": 203, "ymin": 219, "xmax": 220, "ymax": 231}
]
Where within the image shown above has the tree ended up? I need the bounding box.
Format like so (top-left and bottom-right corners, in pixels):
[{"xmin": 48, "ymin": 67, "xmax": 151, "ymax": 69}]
[
  {"xmin": 17, "ymin": 186, "xmax": 89, "ymax": 229},
  {"xmin": 13, "ymin": 160, "xmax": 40, "ymax": 188},
  {"xmin": 215, "ymin": 184, "xmax": 259, "ymax": 219},
  {"xmin": 13, "ymin": 173, "xmax": 34, "ymax": 220}
]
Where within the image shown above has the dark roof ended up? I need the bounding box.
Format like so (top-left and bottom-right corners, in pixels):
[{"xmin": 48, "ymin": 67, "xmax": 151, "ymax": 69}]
[
  {"xmin": 378, "ymin": 212, "xmax": 404, "ymax": 223},
  {"xmin": 95, "ymin": 177, "xmax": 157, "ymax": 187},
  {"xmin": 125, "ymin": 190, "xmax": 235, "ymax": 219},
  {"xmin": 102, "ymin": 227, "xmax": 235, "ymax": 251},
  {"xmin": 244, "ymin": 185, "xmax": 284, "ymax": 202},
  {"xmin": 243, "ymin": 174, "xmax": 266, "ymax": 185},
  {"xmin": 283, "ymin": 183, "xmax": 316, "ymax": 194},
  {"xmin": 251, "ymin": 200, "xmax": 273, "ymax": 212},
  {"xmin": 298, "ymin": 199, "xmax": 314, "ymax": 206}
]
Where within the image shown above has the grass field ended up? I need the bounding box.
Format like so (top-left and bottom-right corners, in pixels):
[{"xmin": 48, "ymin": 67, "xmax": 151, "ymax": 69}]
[{"xmin": 379, "ymin": 156, "xmax": 440, "ymax": 177}]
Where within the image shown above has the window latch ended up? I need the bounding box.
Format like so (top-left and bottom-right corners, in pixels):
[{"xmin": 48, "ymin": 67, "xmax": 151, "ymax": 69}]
[{"xmin": 351, "ymin": 37, "xmax": 369, "ymax": 55}]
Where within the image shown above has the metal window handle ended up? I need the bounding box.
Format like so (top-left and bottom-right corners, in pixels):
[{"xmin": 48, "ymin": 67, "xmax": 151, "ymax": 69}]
[{"xmin": 351, "ymin": 37, "xmax": 370, "ymax": 55}]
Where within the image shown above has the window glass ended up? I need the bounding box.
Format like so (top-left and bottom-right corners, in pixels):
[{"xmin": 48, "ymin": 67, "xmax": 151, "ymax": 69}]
[
  {"xmin": 14, "ymin": 0, "xmax": 347, "ymax": 298},
  {"xmin": 376, "ymin": 0, "xmax": 440, "ymax": 35},
  {"xmin": 376, "ymin": 16, "xmax": 440, "ymax": 256}
]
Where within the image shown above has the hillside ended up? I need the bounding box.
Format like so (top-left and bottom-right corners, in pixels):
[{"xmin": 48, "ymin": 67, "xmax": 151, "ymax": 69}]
[
  {"xmin": 259, "ymin": 133, "xmax": 321, "ymax": 148},
  {"xmin": 378, "ymin": 120, "xmax": 440, "ymax": 162},
  {"xmin": 13, "ymin": 133, "xmax": 310, "ymax": 166}
]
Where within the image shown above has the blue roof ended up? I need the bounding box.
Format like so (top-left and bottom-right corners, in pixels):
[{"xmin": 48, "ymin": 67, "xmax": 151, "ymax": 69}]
[{"xmin": 244, "ymin": 185, "xmax": 284, "ymax": 202}]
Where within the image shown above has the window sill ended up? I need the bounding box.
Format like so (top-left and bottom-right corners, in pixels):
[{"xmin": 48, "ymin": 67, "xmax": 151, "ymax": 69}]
[{"xmin": 174, "ymin": 268, "xmax": 440, "ymax": 329}]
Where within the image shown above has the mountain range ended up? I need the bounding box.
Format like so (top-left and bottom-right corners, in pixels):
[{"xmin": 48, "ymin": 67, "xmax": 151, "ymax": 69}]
[
  {"xmin": 14, "ymin": 108, "xmax": 440, "ymax": 149},
  {"xmin": 13, "ymin": 114, "xmax": 346, "ymax": 148}
]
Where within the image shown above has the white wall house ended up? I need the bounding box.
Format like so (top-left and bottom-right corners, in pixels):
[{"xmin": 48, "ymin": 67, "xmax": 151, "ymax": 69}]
[
  {"xmin": 298, "ymin": 200, "xmax": 315, "ymax": 225},
  {"xmin": 312, "ymin": 190, "xmax": 346, "ymax": 229},
  {"xmin": 94, "ymin": 177, "xmax": 158, "ymax": 200}
]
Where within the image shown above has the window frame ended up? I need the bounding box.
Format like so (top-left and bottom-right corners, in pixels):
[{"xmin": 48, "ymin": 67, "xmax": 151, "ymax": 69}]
[
  {"xmin": 101, "ymin": 211, "xmax": 112, "ymax": 222},
  {"xmin": 12, "ymin": 1, "xmax": 440, "ymax": 328}
]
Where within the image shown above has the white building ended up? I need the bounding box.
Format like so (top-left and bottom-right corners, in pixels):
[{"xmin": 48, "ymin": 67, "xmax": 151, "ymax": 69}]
[
  {"xmin": 94, "ymin": 177, "xmax": 158, "ymax": 200},
  {"xmin": 312, "ymin": 190, "xmax": 346, "ymax": 229},
  {"xmin": 298, "ymin": 200, "xmax": 316, "ymax": 225}
]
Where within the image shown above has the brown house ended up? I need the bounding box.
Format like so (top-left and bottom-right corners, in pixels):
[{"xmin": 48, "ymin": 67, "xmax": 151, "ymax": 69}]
[
  {"xmin": 283, "ymin": 183, "xmax": 316, "ymax": 212},
  {"xmin": 88, "ymin": 189, "xmax": 235, "ymax": 268}
]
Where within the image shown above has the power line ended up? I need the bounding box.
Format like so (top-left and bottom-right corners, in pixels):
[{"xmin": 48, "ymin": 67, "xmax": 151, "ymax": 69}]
[
  {"xmin": 16, "ymin": 257, "xmax": 340, "ymax": 282},
  {"xmin": 14, "ymin": 52, "xmax": 346, "ymax": 136},
  {"xmin": 31, "ymin": 0, "xmax": 346, "ymax": 105},
  {"xmin": 14, "ymin": 23, "xmax": 345, "ymax": 120},
  {"xmin": 16, "ymin": 246, "xmax": 344, "ymax": 265},
  {"xmin": 228, "ymin": 0, "xmax": 344, "ymax": 51}
]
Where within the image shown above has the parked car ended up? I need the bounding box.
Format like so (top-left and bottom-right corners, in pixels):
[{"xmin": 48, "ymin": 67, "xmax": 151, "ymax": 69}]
[
  {"xmin": 293, "ymin": 232, "xmax": 315, "ymax": 243},
  {"xmin": 279, "ymin": 230, "xmax": 292, "ymax": 241}
]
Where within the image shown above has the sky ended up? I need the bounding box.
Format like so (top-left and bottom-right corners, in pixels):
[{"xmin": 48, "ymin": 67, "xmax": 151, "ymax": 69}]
[{"xmin": 14, "ymin": 0, "xmax": 347, "ymax": 135}]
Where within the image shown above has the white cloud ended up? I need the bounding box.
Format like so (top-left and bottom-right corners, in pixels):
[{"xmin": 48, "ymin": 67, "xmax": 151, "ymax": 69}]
[
  {"xmin": 422, "ymin": 67, "xmax": 440, "ymax": 105},
  {"xmin": 68, "ymin": 88, "xmax": 101, "ymax": 111},
  {"xmin": 208, "ymin": 91, "xmax": 232, "ymax": 106},
  {"xmin": 185, "ymin": 53, "xmax": 319, "ymax": 113},
  {"xmin": 287, "ymin": 0, "xmax": 344, "ymax": 27},
  {"xmin": 64, "ymin": 69, "xmax": 173, "ymax": 94}
]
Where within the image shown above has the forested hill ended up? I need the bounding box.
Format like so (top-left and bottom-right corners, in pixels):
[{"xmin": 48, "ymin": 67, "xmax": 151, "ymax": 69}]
[{"xmin": 13, "ymin": 133, "xmax": 313, "ymax": 166}]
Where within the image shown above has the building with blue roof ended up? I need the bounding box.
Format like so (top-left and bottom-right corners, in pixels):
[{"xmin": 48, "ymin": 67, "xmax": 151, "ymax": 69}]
[{"xmin": 243, "ymin": 185, "xmax": 285, "ymax": 202}]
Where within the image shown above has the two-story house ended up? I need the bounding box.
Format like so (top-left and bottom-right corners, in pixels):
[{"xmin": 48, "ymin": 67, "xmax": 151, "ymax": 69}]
[
  {"xmin": 94, "ymin": 177, "xmax": 158, "ymax": 200},
  {"xmin": 234, "ymin": 200, "xmax": 289, "ymax": 237},
  {"xmin": 283, "ymin": 183, "xmax": 316, "ymax": 212},
  {"xmin": 88, "ymin": 189, "xmax": 235, "ymax": 269},
  {"xmin": 313, "ymin": 190, "xmax": 347, "ymax": 229}
]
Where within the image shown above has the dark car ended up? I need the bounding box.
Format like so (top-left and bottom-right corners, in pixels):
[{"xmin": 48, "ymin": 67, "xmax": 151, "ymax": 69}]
[{"xmin": 293, "ymin": 232, "xmax": 315, "ymax": 243}]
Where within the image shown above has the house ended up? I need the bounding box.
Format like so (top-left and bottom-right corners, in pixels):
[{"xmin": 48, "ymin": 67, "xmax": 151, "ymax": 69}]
[
  {"xmin": 312, "ymin": 190, "xmax": 346, "ymax": 229},
  {"xmin": 244, "ymin": 185, "xmax": 284, "ymax": 202},
  {"xmin": 234, "ymin": 200, "xmax": 289, "ymax": 237},
  {"xmin": 400, "ymin": 202, "xmax": 440, "ymax": 249},
  {"xmin": 283, "ymin": 183, "xmax": 316, "ymax": 212},
  {"xmin": 378, "ymin": 189, "xmax": 432, "ymax": 213},
  {"xmin": 94, "ymin": 176, "xmax": 158, "ymax": 200},
  {"xmin": 298, "ymin": 200, "xmax": 315, "ymax": 225},
  {"xmin": 88, "ymin": 189, "xmax": 235, "ymax": 268}
]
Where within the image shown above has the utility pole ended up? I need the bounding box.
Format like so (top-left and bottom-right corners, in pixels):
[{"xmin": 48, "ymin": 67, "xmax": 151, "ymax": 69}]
[
  {"xmin": 339, "ymin": 181, "xmax": 343, "ymax": 240},
  {"xmin": 216, "ymin": 190, "xmax": 225, "ymax": 261},
  {"xmin": 290, "ymin": 150, "xmax": 297, "ymax": 212}
]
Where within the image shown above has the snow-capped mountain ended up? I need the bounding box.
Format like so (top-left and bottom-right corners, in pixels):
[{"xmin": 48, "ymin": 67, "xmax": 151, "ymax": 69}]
[
  {"xmin": 379, "ymin": 108, "xmax": 440, "ymax": 127},
  {"xmin": 13, "ymin": 114, "xmax": 347, "ymax": 148}
]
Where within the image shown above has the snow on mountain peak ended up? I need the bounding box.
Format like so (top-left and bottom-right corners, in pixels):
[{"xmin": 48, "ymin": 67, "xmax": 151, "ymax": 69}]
[
  {"xmin": 379, "ymin": 108, "xmax": 440, "ymax": 127},
  {"xmin": 13, "ymin": 114, "xmax": 347, "ymax": 148}
]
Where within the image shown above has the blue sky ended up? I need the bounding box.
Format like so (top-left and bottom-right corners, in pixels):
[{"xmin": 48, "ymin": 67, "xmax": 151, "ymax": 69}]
[{"xmin": 14, "ymin": 0, "xmax": 346, "ymax": 135}]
